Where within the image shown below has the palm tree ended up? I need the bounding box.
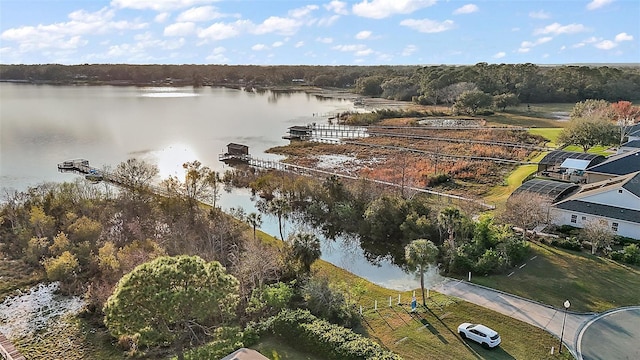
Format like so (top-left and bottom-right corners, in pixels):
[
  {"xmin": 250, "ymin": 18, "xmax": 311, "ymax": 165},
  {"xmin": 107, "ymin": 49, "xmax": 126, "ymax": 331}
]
[
  {"xmin": 438, "ymin": 207, "xmax": 462, "ymax": 248},
  {"xmin": 246, "ymin": 212, "xmax": 262, "ymax": 240},
  {"xmin": 290, "ymin": 232, "xmax": 322, "ymax": 273},
  {"xmin": 268, "ymin": 197, "xmax": 290, "ymax": 240},
  {"xmin": 405, "ymin": 239, "xmax": 439, "ymax": 306}
]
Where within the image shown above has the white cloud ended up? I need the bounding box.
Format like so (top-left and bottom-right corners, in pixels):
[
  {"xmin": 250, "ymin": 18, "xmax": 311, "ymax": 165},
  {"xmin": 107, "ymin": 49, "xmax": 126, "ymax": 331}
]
[
  {"xmin": 1, "ymin": 7, "xmax": 146, "ymax": 53},
  {"xmin": 197, "ymin": 20, "xmax": 250, "ymax": 40},
  {"xmin": 534, "ymin": 22, "xmax": 587, "ymax": 35},
  {"xmin": 316, "ymin": 37, "xmax": 333, "ymax": 44},
  {"xmin": 518, "ymin": 36, "xmax": 552, "ymax": 52},
  {"xmin": 352, "ymin": 0, "xmax": 437, "ymax": 19},
  {"xmin": 529, "ymin": 10, "xmax": 550, "ymax": 19},
  {"xmin": 252, "ymin": 44, "xmax": 268, "ymax": 51},
  {"xmin": 289, "ymin": 5, "xmax": 319, "ymax": 18},
  {"xmin": 400, "ymin": 19, "xmax": 455, "ymax": 33},
  {"xmin": 253, "ymin": 16, "xmax": 302, "ymax": 36},
  {"xmin": 325, "ymin": 1, "xmax": 349, "ymax": 15},
  {"xmin": 453, "ymin": 4, "xmax": 479, "ymax": 15},
  {"xmin": 318, "ymin": 15, "xmax": 340, "ymax": 27},
  {"xmin": 272, "ymin": 41, "xmax": 284, "ymax": 47},
  {"xmin": 402, "ymin": 44, "xmax": 417, "ymax": 56},
  {"xmin": 295, "ymin": 41, "xmax": 305, "ymax": 48},
  {"xmin": 356, "ymin": 30, "xmax": 372, "ymax": 39},
  {"xmin": 177, "ymin": 6, "xmax": 223, "ymax": 22},
  {"xmin": 333, "ymin": 44, "xmax": 368, "ymax": 52},
  {"xmin": 206, "ymin": 46, "xmax": 228, "ymax": 63},
  {"xmin": 587, "ymin": 0, "xmax": 614, "ymax": 10},
  {"xmin": 111, "ymin": 0, "xmax": 218, "ymax": 12},
  {"xmin": 493, "ymin": 51, "xmax": 506, "ymax": 59},
  {"xmin": 615, "ymin": 32, "xmax": 633, "ymax": 42},
  {"xmin": 164, "ymin": 22, "xmax": 195, "ymax": 36},
  {"xmin": 595, "ymin": 40, "xmax": 617, "ymax": 49},
  {"xmin": 155, "ymin": 12, "xmax": 170, "ymax": 23},
  {"xmin": 355, "ymin": 48, "xmax": 373, "ymax": 56}
]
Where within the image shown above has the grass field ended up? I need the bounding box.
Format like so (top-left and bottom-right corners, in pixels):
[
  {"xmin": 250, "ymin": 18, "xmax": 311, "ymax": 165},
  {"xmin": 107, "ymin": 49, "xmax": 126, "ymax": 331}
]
[
  {"xmin": 528, "ymin": 128, "xmax": 563, "ymax": 148},
  {"xmin": 471, "ymin": 242, "xmax": 640, "ymax": 313},
  {"xmin": 561, "ymin": 145, "xmax": 615, "ymax": 156},
  {"xmin": 296, "ymin": 261, "xmax": 574, "ymax": 360}
]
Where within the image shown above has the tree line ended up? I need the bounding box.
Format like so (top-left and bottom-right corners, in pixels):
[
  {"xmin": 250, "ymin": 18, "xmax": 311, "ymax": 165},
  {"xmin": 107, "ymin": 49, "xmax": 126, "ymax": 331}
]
[{"xmin": 1, "ymin": 63, "xmax": 639, "ymax": 104}]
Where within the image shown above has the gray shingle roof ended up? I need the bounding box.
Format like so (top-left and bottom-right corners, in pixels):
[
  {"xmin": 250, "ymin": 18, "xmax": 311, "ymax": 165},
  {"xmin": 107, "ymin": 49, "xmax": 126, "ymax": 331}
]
[
  {"xmin": 621, "ymin": 140, "xmax": 640, "ymax": 148},
  {"xmin": 586, "ymin": 149, "xmax": 640, "ymax": 176},
  {"xmin": 554, "ymin": 200, "xmax": 640, "ymax": 223},
  {"xmin": 622, "ymin": 172, "xmax": 640, "ymax": 197}
]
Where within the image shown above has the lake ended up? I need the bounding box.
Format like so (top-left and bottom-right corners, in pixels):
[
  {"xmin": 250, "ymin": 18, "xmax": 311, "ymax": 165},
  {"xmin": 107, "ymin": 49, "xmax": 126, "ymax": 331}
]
[{"xmin": 0, "ymin": 83, "xmax": 420, "ymax": 290}]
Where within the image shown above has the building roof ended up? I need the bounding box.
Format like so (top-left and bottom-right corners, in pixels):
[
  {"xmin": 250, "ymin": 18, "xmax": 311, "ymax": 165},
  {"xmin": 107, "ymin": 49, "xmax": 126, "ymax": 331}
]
[
  {"xmin": 538, "ymin": 150, "xmax": 605, "ymax": 167},
  {"xmin": 627, "ymin": 123, "xmax": 640, "ymax": 136},
  {"xmin": 554, "ymin": 200, "xmax": 640, "ymax": 223},
  {"xmin": 560, "ymin": 158, "xmax": 591, "ymax": 170},
  {"xmin": 622, "ymin": 172, "xmax": 640, "ymax": 197},
  {"xmin": 512, "ymin": 178, "xmax": 579, "ymax": 203},
  {"xmin": 621, "ymin": 140, "xmax": 640, "ymax": 149},
  {"xmin": 585, "ymin": 149, "xmax": 640, "ymax": 176}
]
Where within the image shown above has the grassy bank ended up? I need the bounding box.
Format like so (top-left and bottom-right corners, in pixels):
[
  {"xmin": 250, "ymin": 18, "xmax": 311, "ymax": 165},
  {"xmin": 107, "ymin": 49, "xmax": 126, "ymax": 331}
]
[
  {"xmin": 470, "ymin": 242, "xmax": 640, "ymax": 313},
  {"xmin": 297, "ymin": 261, "xmax": 572, "ymax": 360}
]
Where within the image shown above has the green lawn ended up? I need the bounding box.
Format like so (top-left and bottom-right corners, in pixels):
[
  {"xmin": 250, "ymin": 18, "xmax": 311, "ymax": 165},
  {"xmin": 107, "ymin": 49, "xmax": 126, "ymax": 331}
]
[
  {"xmin": 471, "ymin": 242, "xmax": 640, "ymax": 313},
  {"xmin": 561, "ymin": 145, "xmax": 615, "ymax": 156},
  {"xmin": 252, "ymin": 336, "xmax": 325, "ymax": 360},
  {"xmin": 310, "ymin": 261, "xmax": 572, "ymax": 360},
  {"xmin": 528, "ymin": 128, "xmax": 563, "ymax": 148}
]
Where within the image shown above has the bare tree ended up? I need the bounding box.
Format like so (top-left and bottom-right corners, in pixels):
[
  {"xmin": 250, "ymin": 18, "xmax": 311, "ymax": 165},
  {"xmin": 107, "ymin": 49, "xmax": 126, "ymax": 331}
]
[
  {"xmin": 499, "ymin": 193, "xmax": 550, "ymax": 239},
  {"xmin": 580, "ymin": 220, "xmax": 615, "ymax": 255}
]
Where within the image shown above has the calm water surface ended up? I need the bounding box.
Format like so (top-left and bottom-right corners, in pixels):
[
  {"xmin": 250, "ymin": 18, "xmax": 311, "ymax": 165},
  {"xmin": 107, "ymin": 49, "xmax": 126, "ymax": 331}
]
[{"xmin": 0, "ymin": 83, "xmax": 419, "ymax": 290}]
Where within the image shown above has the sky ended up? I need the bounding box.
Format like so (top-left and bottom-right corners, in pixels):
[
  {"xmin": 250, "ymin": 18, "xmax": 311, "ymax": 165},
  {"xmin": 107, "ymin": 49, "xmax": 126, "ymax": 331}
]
[{"xmin": 0, "ymin": 0, "xmax": 638, "ymax": 66}]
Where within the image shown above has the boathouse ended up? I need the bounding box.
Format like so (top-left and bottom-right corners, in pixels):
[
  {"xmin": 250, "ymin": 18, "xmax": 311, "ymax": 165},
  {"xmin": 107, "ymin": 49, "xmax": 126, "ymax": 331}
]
[
  {"xmin": 283, "ymin": 125, "xmax": 312, "ymax": 141},
  {"xmin": 219, "ymin": 143, "xmax": 250, "ymax": 163}
]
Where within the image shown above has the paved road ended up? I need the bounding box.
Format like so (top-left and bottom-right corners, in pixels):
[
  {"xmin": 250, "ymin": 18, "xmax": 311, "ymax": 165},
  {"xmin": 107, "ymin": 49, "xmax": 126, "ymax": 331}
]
[
  {"xmin": 576, "ymin": 306, "xmax": 640, "ymax": 360},
  {"xmin": 433, "ymin": 278, "xmax": 596, "ymax": 357}
]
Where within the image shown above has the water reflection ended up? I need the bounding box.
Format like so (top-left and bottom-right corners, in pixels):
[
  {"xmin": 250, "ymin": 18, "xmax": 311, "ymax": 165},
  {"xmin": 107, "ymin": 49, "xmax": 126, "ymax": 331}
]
[{"xmin": 219, "ymin": 188, "xmax": 419, "ymax": 291}]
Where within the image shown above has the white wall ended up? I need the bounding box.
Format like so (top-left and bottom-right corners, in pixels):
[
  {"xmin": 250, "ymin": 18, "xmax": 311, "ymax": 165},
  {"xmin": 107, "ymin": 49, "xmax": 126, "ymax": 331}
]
[
  {"xmin": 551, "ymin": 208, "xmax": 640, "ymax": 240},
  {"xmin": 579, "ymin": 190, "xmax": 640, "ymax": 211}
]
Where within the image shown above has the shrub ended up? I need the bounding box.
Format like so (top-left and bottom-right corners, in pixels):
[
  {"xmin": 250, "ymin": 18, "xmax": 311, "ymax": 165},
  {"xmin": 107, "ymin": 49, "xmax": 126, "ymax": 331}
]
[
  {"xmin": 265, "ymin": 309, "xmax": 401, "ymax": 360},
  {"xmin": 474, "ymin": 249, "xmax": 507, "ymax": 275},
  {"xmin": 424, "ymin": 173, "xmax": 451, "ymax": 187},
  {"xmin": 42, "ymin": 251, "xmax": 79, "ymax": 281},
  {"xmin": 550, "ymin": 237, "xmax": 582, "ymax": 251}
]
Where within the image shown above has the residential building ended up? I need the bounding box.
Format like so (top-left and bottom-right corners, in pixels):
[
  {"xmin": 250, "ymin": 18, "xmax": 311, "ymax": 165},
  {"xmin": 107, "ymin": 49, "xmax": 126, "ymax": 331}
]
[{"xmin": 550, "ymin": 171, "xmax": 640, "ymax": 239}]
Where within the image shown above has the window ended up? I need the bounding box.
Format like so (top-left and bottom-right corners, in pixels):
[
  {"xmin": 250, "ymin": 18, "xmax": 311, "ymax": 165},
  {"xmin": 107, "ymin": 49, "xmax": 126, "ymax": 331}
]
[
  {"xmin": 571, "ymin": 214, "xmax": 577, "ymax": 223},
  {"xmin": 581, "ymin": 216, "xmax": 587, "ymax": 221},
  {"xmin": 612, "ymin": 222, "xmax": 619, "ymax": 232},
  {"xmin": 618, "ymin": 189, "xmax": 623, "ymax": 193}
]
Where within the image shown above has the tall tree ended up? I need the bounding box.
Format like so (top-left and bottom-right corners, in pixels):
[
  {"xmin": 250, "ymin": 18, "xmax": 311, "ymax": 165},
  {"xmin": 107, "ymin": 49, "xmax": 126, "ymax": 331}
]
[
  {"xmin": 103, "ymin": 255, "xmax": 239, "ymax": 358},
  {"xmin": 438, "ymin": 207, "xmax": 462, "ymax": 248},
  {"xmin": 580, "ymin": 221, "xmax": 615, "ymax": 255},
  {"xmin": 405, "ymin": 239, "xmax": 439, "ymax": 306},
  {"xmin": 611, "ymin": 100, "xmax": 640, "ymax": 145},
  {"xmin": 558, "ymin": 117, "xmax": 619, "ymax": 152},
  {"xmin": 288, "ymin": 232, "xmax": 322, "ymax": 274},
  {"xmin": 453, "ymin": 90, "xmax": 493, "ymax": 115},
  {"xmin": 246, "ymin": 212, "xmax": 262, "ymax": 240},
  {"xmin": 499, "ymin": 193, "xmax": 549, "ymax": 239}
]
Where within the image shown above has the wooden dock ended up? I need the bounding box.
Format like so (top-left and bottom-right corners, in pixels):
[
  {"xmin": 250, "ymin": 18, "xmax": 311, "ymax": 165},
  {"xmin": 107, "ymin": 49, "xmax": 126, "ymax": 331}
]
[
  {"xmin": 223, "ymin": 154, "xmax": 495, "ymax": 209},
  {"xmin": 0, "ymin": 333, "xmax": 26, "ymax": 360}
]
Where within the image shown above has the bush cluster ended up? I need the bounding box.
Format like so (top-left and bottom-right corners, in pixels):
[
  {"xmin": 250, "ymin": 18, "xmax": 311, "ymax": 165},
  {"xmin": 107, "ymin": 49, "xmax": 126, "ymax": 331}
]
[{"xmin": 261, "ymin": 309, "xmax": 402, "ymax": 360}]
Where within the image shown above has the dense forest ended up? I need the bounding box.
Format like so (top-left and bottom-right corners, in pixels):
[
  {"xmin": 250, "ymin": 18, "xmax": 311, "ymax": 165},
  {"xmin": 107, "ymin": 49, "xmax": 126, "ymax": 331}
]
[{"xmin": 1, "ymin": 63, "xmax": 639, "ymax": 104}]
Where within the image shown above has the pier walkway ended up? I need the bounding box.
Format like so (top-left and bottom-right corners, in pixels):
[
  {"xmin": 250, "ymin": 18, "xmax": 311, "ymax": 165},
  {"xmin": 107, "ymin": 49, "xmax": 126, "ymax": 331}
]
[
  {"xmin": 220, "ymin": 154, "xmax": 495, "ymax": 209},
  {"xmin": 0, "ymin": 333, "xmax": 25, "ymax": 360}
]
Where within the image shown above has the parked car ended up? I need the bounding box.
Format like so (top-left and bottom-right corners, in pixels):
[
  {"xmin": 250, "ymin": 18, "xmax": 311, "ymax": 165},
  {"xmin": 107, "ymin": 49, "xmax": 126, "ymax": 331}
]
[{"xmin": 457, "ymin": 323, "xmax": 501, "ymax": 349}]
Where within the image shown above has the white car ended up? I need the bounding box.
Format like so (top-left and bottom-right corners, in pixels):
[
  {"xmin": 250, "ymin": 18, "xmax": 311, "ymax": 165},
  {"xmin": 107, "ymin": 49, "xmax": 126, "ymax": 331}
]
[{"xmin": 457, "ymin": 323, "xmax": 501, "ymax": 349}]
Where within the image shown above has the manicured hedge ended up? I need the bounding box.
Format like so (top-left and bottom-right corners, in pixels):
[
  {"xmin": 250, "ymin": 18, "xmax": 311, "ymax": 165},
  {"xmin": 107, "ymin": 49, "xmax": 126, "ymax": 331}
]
[{"xmin": 264, "ymin": 309, "xmax": 402, "ymax": 360}]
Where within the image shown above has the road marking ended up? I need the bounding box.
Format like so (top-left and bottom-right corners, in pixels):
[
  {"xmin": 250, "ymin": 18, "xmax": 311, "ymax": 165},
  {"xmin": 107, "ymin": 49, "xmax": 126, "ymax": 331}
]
[
  {"xmin": 530, "ymin": 256, "xmax": 537, "ymax": 260},
  {"xmin": 508, "ymin": 271, "xmax": 515, "ymax": 277},
  {"xmin": 519, "ymin": 264, "xmax": 527, "ymax": 269}
]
